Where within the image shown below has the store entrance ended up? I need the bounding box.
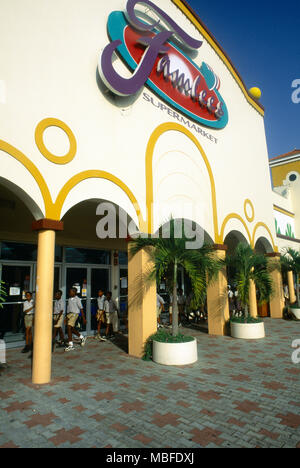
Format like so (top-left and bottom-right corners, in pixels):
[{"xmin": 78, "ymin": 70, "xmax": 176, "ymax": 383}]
[
  {"xmin": 65, "ymin": 266, "xmax": 110, "ymax": 336},
  {"xmin": 0, "ymin": 264, "xmax": 33, "ymax": 343}
]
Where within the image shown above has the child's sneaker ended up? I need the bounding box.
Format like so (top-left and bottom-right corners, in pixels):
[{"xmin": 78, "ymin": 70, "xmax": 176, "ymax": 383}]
[
  {"xmin": 65, "ymin": 344, "xmax": 75, "ymax": 352},
  {"xmin": 100, "ymin": 336, "xmax": 107, "ymax": 342},
  {"xmin": 80, "ymin": 336, "xmax": 87, "ymax": 347}
]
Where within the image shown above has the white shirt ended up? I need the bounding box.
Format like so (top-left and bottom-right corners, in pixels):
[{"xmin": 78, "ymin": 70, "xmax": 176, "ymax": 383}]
[
  {"xmin": 157, "ymin": 294, "xmax": 165, "ymax": 308},
  {"xmin": 54, "ymin": 298, "xmax": 65, "ymax": 316},
  {"xmin": 169, "ymin": 294, "xmax": 185, "ymax": 305},
  {"xmin": 104, "ymin": 299, "xmax": 118, "ymax": 314},
  {"xmin": 67, "ymin": 296, "xmax": 83, "ymax": 315},
  {"xmin": 97, "ymin": 295, "xmax": 106, "ymax": 311},
  {"xmin": 23, "ymin": 300, "xmax": 34, "ymax": 315}
]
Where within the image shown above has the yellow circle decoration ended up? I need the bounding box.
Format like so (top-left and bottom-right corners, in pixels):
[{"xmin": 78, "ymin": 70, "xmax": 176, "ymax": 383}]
[
  {"xmin": 244, "ymin": 199, "xmax": 255, "ymax": 223},
  {"xmin": 35, "ymin": 118, "xmax": 77, "ymax": 165}
]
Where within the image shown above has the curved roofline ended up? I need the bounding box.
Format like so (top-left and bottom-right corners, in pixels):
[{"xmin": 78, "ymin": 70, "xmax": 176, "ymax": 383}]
[{"xmin": 171, "ymin": 0, "xmax": 265, "ymax": 116}]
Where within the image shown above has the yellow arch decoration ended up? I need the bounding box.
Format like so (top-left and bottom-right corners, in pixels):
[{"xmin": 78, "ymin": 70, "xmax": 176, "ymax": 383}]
[
  {"xmin": 220, "ymin": 213, "xmax": 252, "ymax": 245},
  {"xmin": 0, "ymin": 140, "xmax": 145, "ymax": 230},
  {"xmin": 145, "ymin": 122, "xmax": 219, "ymax": 238},
  {"xmin": 172, "ymin": 0, "xmax": 264, "ymax": 116},
  {"xmin": 0, "ymin": 139, "xmax": 54, "ymax": 216},
  {"xmin": 48, "ymin": 170, "xmax": 146, "ymax": 230},
  {"xmin": 1, "ymin": 122, "xmax": 278, "ymax": 253},
  {"xmin": 252, "ymin": 222, "xmax": 278, "ymax": 253}
]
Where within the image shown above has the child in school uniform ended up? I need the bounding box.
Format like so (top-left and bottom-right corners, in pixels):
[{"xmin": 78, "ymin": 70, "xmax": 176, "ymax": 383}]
[
  {"xmin": 104, "ymin": 291, "xmax": 118, "ymax": 339},
  {"xmin": 95, "ymin": 289, "xmax": 106, "ymax": 342},
  {"xmin": 22, "ymin": 292, "xmax": 34, "ymax": 354},
  {"xmin": 52, "ymin": 290, "xmax": 66, "ymax": 348},
  {"xmin": 65, "ymin": 288, "xmax": 87, "ymax": 352}
]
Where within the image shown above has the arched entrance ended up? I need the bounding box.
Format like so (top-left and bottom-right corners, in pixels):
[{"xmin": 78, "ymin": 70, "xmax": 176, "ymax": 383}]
[
  {"xmin": 57, "ymin": 198, "xmax": 137, "ymax": 343},
  {"xmin": 0, "ymin": 180, "xmax": 41, "ymax": 345},
  {"xmin": 254, "ymin": 237, "xmax": 274, "ymax": 317}
]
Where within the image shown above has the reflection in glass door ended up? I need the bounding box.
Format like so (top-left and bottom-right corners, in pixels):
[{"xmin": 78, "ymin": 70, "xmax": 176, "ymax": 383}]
[
  {"xmin": 0, "ymin": 264, "xmax": 33, "ymax": 343},
  {"xmin": 90, "ymin": 268, "xmax": 109, "ymax": 332}
]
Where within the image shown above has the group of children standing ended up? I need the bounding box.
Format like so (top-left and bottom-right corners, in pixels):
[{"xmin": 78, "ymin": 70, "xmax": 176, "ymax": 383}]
[{"xmin": 21, "ymin": 288, "xmax": 119, "ymax": 354}]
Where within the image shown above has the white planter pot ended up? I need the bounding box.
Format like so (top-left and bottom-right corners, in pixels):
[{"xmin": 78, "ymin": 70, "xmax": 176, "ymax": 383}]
[
  {"xmin": 152, "ymin": 338, "xmax": 198, "ymax": 366},
  {"xmin": 289, "ymin": 307, "xmax": 300, "ymax": 320},
  {"xmin": 231, "ymin": 321, "xmax": 265, "ymax": 340}
]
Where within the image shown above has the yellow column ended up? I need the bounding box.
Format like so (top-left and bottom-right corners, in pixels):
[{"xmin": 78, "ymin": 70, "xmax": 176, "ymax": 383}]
[
  {"xmin": 287, "ymin": 270, "xmax": 296, "ymax": 304},
  {"xmin": 249, "ymin": 279, "xmax": 258, "ymax": 318},
  {"xmin": 266, "ymin": 253, "xmax": 285, "ymax": 319},
  {"xmin": 128, "ymin": 246, "xmax": 156, "ymax": 358},
  {"xmin": 207, "ymin": 245, "xmax": 230, "ymax": 336},
  {"xmin": 32, "ymin": 219, "xmax": 63, "ymax": 384}
]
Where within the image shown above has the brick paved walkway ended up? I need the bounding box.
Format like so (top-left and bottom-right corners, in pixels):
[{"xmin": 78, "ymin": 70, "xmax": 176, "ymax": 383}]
[{"xmin": 0, "ymin": 318, "xmax": 299, "ymax": 448}]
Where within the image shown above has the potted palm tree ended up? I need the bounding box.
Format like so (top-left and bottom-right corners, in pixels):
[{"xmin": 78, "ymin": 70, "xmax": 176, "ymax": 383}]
[
  {"xmin": 225, "ymin": 243, "xmax": 273, "ymax": 339},
  {"xmin": 129, "ymin": 219, "xmax": 221, "ymax": 365},
  {"xmin": 281, "ymin": 248, "xmax": 300, "ymax": 320}
]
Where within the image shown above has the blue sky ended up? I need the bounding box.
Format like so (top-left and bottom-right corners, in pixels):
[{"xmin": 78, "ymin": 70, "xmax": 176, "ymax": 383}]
[{"xmin": 188, "ymin": 0, "xmax": 300, "ymax": 158}]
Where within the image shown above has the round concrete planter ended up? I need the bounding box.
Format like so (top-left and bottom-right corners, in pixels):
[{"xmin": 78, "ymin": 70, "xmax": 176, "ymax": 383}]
[
  {"xmin": 289, "ymin": 307, "xmax": 300, "ymax": 320},
  {"xmin": 152, "ymin": 338, "xmax": 198, "ymax": 366},
  {"xmin": 231, "ymin": 321, "xmax": 265, "ymax": 340}
]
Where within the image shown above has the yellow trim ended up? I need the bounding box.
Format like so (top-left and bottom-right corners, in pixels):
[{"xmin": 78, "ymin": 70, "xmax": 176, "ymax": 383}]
[
  {"xmin": 0, "ymin": 139, "xmax": 54, "ymax": 215},
  {"xmin": 0, "ymin": 139, "xmax": 145, "ymax": 230},
  {"xmin": 244, "ymin": 199, "xmax": 255, "ymax": 223},
  {"xmin": 273, "ymin": 205, "xmax": 295, "ymax": 218},
  {"xmin": 1, "ymin": 123, "xmax": 279, "ymax": 253},
  {"xmin": 220, "ymin": 213, "xmax": 252, "ymax": 245},
  {"xmin": 171, "ymin": 0, "xmax": 264, "ymax": 116},
  {"xmin": 145, "ymin": 122, "xmax": 219, "ymax": 238},
  {"xmin": 252, "ymin": 222, "xmax": 278, "ymax": 252},
  {"xmin": 49, "ymin": 170, "xmax": 146, "ymax": 230},
  {"xmin": 35, "ymin": 118, "xmax": 77, "ymax": 165}
]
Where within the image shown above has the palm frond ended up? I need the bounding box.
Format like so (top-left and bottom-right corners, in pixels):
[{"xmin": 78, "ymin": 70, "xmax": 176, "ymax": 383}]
[{"xmin": 0, "ymin": 280, "xmax": 7, "ymax": 309}]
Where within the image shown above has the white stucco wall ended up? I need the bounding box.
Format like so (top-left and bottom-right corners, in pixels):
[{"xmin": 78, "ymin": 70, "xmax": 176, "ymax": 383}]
[{"xmin": 0, "ymin": 0, "xmax": 277, "ymax": 248}]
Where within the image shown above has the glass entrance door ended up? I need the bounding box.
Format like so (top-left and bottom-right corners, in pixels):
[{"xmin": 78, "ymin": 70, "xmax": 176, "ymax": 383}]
[
  {"xmin": 66, "ymin": 266, "xmax": 110, "ymax": 336},
  {"xmin": 0, "ymin": 264, "xmax": 33, "ymax": 344},
  {"xmin": 90, "ymin": 268, "xmax": 110, "ymax": 332}
]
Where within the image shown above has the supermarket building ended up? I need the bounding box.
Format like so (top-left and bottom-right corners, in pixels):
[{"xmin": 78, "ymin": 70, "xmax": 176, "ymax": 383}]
[{"xmin": 0, "ymin": 0, "xmax": 298, "ymax": 383}]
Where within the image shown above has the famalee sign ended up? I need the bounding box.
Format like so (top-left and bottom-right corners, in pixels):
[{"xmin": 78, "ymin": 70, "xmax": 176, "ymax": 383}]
[{"xmin": 99, "ymin": 0, "xmax": 228, "ymax": 129}]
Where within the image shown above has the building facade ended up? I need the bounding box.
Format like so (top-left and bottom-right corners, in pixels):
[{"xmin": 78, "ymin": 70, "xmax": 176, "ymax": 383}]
[
  {"xmin": 0, "ymin": 0, "xmax": 289, "ymax": 383},
  {"xmin": 270, "ymin": 150, "xmax": 300, "ymax": 249}
]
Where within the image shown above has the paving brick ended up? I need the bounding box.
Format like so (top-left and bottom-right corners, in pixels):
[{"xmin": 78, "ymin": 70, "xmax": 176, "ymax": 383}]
[{"xmin": 0, "ymin": 319, "xmax": 299, "ymax": 448}]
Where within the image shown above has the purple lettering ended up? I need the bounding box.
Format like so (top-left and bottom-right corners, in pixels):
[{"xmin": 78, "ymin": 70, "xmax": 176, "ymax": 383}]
[
  {"xmin": 125, "ymin": 0, "xmax": 202, "ymax": 50},
  {"xmin": 100, "ymin": 31, "xmax": 173, "ymax": 96}
]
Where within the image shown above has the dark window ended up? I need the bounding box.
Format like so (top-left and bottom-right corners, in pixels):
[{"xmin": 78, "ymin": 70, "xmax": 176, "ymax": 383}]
[
  {"xmin": 0, "ymin": 242, "xmax": 37, "ymax": 261},
  {"xmin": 289, "ymin": 174, "xmax": 297, "ymax": 182},
  {"xmin": 65, "ymin": 247, "xmax": 110, "ymax": 265},
  {"xmin": 0, "ymin": 242, "xmax": 62, "ymax": 263},
  {"xmin": 119, "ymin": 251, "xmax": 128, "ymax": 266}
]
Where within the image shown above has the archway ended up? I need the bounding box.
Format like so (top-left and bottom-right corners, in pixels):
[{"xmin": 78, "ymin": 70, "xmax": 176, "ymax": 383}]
[
  {"xmin": 255, "ymin": 237, "xmax": 273, "ymax": 255},
  {"xmin": 0, "ymin": 180, "xmax": 41, "ymax": 345},
  {"xmin": 153, "ymin": 218, "xmax": 214, "ymax": 332},
  {"xmin": 254, "ymin": 237, "xmax": 274, "ymax": 318},
  {"xmin": 56, "ymin": 197, "xmax": 141, "ymax": 352}
]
